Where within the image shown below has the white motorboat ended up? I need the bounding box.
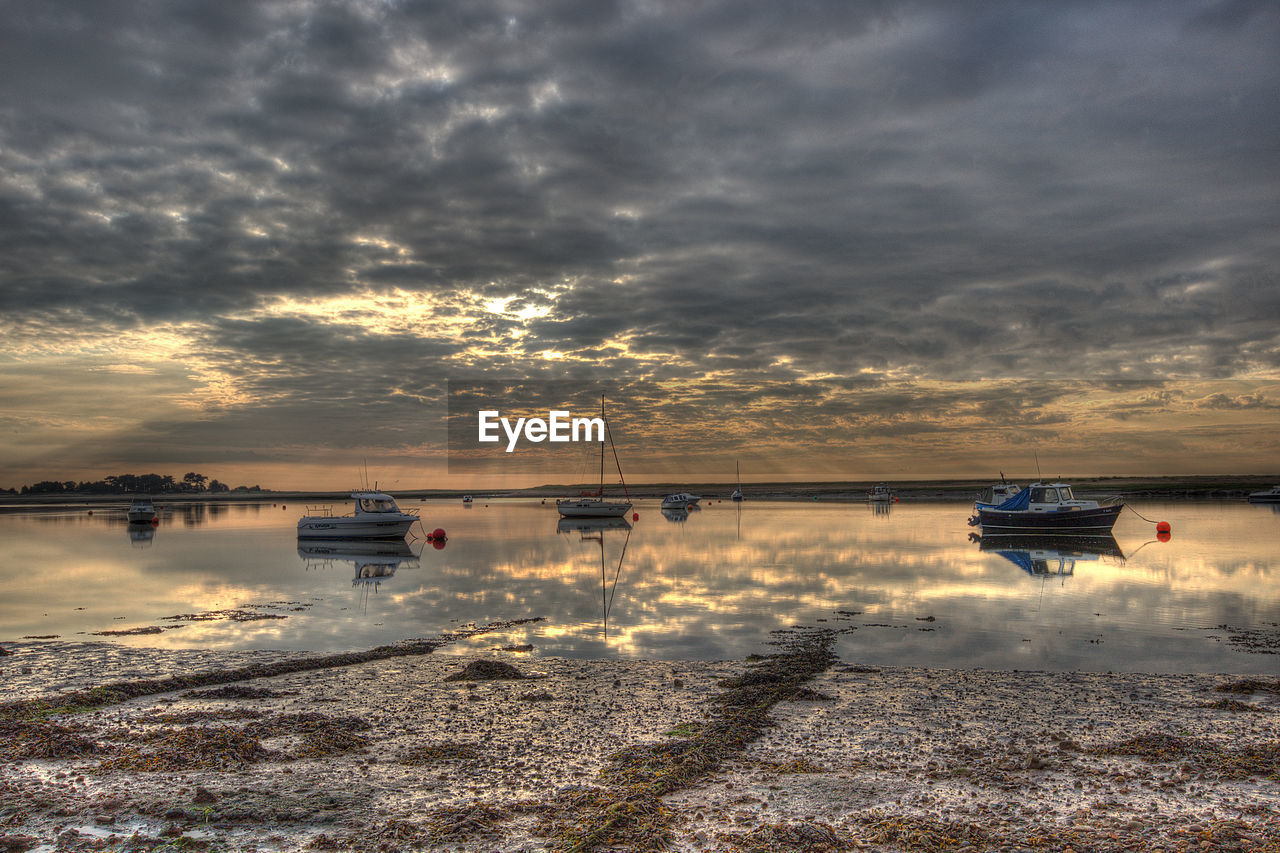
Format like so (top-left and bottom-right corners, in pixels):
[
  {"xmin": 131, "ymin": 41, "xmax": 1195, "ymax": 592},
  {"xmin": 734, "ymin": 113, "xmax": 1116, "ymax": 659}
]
[
  {"xmin": 126, "ymin": 497, "xmax": 157, "ymax": 523},
  {"xmin": 1248, "ymin": 485, "xmax": 1280, "ymax": 503},
  {"xmin": 557, "ymin": 395, "xmax": 632, "ymax": 519},
  {"xmin": 462, "ymin": 495, "xmax": 473, "ymax": 503},
  {"xmin": 867, "ymin": 483, "xmax": 895, "ymax": 502},
  {"xmin": 296, "ymin": 491, "xmax": 420, "ymax": 539},
  {"xmin": 661, "ymin": 492, "xmax": 701, "ymax": 509}
]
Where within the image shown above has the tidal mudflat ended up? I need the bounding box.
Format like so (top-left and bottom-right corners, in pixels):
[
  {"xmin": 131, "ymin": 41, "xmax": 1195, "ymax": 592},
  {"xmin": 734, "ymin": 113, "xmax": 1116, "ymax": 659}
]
[{"xmin": 2, "ymin": 630, "xmax": 1278, "ymax": 852}]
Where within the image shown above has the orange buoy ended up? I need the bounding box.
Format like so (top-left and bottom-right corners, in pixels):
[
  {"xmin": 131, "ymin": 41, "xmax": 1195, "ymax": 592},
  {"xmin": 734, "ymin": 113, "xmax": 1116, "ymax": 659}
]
[{"xmin": 1156, "ymin": 521, "xmax": 1171, "ymax": 534}]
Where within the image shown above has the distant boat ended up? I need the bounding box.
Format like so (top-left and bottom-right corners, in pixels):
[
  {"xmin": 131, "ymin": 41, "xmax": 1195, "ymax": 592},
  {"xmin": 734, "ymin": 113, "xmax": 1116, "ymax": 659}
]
[
  {"xmin": 126, "ymin": 497, "xmax": 157, "ymax": 523},
  {"xmin": 661, "ymin": 492, "xmax": 701, "ymax": 509},
  {"xmin": 557, "ymin": 395, "xmax": 632, "ymax": 519},
  {"xmin": 731, "ymin": 461, "xmax": 743, "ymax": 502},
  {"xmin": 462, "ymin": 495, "xmax": 473, "ymax": 504},
  {"xmin": 1248, "ymin": 485, "xmax": 1280, "ymax": 503},
  {"xmin": 867, "ymin": 483, "xmax": 894, "ymax": 502},
  {"xmin": 296, "ymin": 491, "xmax": 420, "ymax": 540},
  {"xmin": 976, "ymin": 482, "xmax": 1123, "ymax": 535}
]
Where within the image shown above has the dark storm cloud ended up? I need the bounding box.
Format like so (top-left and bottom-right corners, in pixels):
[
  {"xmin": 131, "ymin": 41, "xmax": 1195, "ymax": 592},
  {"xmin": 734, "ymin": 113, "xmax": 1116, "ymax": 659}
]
[{"xmin": 2, "ymin": 0, "xmax": 1278, "ymax": 479}]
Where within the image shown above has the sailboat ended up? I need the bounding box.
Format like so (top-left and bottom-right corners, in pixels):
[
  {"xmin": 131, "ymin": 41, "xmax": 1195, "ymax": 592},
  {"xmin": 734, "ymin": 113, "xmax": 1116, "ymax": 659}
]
[
  {"xmin": 556, "ymin": 395, "xmax": 633, "ymax": 518},
  {"xmin": 731, "ymin": 461, "xmax": 743, "ymax": 502}
]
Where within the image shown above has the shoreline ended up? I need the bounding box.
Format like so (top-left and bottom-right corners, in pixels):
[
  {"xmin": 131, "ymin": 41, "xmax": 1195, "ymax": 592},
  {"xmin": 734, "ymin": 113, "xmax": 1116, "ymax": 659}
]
[
  {"xmin": 2, "ymin": 473, "xmax": 1278, "ymax": 510},
  {"xmin": 1, "ymin": 637, "xmax": 1277, "ymax": 851}
]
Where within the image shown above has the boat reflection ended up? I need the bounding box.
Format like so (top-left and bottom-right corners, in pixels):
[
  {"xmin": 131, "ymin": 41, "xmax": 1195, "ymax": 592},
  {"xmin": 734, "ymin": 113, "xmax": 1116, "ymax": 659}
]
[
  {"xmin": 976, "ymin": 534, "xmax": 1124, "ymax": 578},
  {"xmin": 126, "ymin": 522, "xmax": 155, "ymax": 548},
  {"xmin": 662, "ymin": 507, "xmax": 689, "ymax": 523},
  {"xmin": 556, "ymin": 516, "xmax": 632, "ymax": 640},
  {"xmin": 297, "ymin": 539, "xmax": 422, "ymax": 591},
  {"xmin": 869, "ymin": 500, "xmax": 893, "ymax": 517}
]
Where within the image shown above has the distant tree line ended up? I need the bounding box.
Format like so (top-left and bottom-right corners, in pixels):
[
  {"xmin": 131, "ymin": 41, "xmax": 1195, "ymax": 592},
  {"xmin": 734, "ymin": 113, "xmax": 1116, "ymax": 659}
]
[{"xmin": 8, "ymin": 472, "xmax": 266, "ymax": 495}]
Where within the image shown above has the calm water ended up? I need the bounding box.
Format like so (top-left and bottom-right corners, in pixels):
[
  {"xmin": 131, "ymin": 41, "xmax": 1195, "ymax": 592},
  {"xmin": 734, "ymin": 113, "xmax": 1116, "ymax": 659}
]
[{"xmin": 1, "ymin": 498, "xmax": 1277, "ymax": 673}]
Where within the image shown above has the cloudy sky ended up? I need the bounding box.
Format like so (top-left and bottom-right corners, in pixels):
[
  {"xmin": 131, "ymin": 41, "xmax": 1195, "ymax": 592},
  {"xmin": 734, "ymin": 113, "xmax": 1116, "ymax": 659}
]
[{"xmin": 2, "ymin": 0, "xmax": 1277, "ymax": 490}]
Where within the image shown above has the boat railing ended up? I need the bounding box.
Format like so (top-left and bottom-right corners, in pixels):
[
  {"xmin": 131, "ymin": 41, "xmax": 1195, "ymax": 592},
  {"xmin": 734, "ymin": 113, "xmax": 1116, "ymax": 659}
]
[
  {"xmin": 304, "ymin": 505, "xmax": 334, "ymax": 517},
  {"xmin": 1095, "ymin": 495, "xmax": 1124, "ymax": 507}
]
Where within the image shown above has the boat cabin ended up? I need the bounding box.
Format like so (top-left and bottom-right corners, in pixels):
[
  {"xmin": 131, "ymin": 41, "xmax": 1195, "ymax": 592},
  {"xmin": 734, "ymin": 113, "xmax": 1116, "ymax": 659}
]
[
  {"xmin": 1029, "ymin": 485, "xmax": 1075, "ymax": 504},
  {"xmin": 355, "ymin": 493, "xmax": 402, "ymax": 513}
]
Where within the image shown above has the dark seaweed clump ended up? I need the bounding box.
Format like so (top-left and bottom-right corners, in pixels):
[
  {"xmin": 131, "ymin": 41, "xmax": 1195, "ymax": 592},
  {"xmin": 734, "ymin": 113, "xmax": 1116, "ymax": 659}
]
[{"xmin": 443, "ymin": 659, "xmax": 531, "ymax": 681}]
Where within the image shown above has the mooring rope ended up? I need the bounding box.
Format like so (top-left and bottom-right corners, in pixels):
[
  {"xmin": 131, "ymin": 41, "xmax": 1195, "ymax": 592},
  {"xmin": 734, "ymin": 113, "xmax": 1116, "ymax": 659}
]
[{"xmin": 1124, "ymin": 504, "xmax": 1162, "ymax": 525}]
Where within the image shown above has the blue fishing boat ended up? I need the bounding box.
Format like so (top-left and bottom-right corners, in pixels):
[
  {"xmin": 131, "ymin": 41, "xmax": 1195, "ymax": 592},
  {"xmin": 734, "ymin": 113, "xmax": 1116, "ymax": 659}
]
[{"xmin": 976, "ymin": 482, "xmax": 1123, "ymax": 535}]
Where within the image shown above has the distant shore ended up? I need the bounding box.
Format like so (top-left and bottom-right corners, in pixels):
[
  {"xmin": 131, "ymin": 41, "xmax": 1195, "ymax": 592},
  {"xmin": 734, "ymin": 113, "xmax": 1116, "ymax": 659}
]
[{"xmin": 2, "ymin": 474, "xmax": 1276, "ymax": 510}]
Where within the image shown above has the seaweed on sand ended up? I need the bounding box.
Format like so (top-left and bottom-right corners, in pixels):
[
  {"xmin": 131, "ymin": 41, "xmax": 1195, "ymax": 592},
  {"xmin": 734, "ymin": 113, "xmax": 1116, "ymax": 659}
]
[
  {"xmin": 0, "ymin": 718, "xmax": 102, "ymax": 761},
  {"xmin": 443, "ymin": 659, "xmax": 532, "ymax": 681},
  {"xmin": 1091, "ymin": 733, "xmax": 1280, "ymax": 781},
  {"xmin": 99, "ymin": 726, "xmax": 276, "ymax": 772},
  {"xmin": 720, "ymin": 820, "xmax": 853, "ymax": 853},
  {"xmin": 1215, "ymin": 678, "xmax": 1280, "ymax": 695},
  {"xmin": 243, "ymin": 712, "xmax": 372, "ymax": 759},
  {"xmin": 541, "ymin": 628, "xmax": 839, "ymax": 852},
  {"xmin": 0, "ymin": 617, "xmax": 545, "ymax": 723},
  {"xmin": 424, "ymin": 802, "xmax": 518, "ymax": 842}
]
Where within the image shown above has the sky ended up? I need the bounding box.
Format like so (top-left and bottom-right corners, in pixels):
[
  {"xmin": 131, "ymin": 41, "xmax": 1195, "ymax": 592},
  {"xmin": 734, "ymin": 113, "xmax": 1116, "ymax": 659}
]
[{"xmin": 2, "ymin": 0, "xmax": 1278, "ymax": 490}]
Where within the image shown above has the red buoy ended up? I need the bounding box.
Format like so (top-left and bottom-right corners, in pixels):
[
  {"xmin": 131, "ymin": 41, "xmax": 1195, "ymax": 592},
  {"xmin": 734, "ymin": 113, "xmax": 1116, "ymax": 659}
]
[
  {"xmin": 151, "ymin": 518, "xmax": 159, "ymax": 527},
  {"xmin": 1157, "ymin": 530, "xmax": 1171, "ymax": 543},
  {"xmin": 1156, "ymin": 521, "xmax": 1171, "ymax": 534},
  {"xmin": 431, "ymin": 538, "xmax": 447, "ymax": 550},
  {"xmin": 632, "ymin": 512, "xmax": 639, "ymax": 521},
  {"xmin": 430, "ymin": 527, "xmax": 447, "ymax": 541}
]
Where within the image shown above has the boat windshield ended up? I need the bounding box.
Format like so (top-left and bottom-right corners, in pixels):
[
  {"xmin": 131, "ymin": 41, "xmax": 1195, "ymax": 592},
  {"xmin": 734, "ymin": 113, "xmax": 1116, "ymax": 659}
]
[
  {"xmin": 1058, "ymin": 487, "xmax": 1074, "ymax": 501},
  {"xmin": 1030, "ymin": 487, "xmax": 1060, "ymax": 503},
  {"xmin": 358, "ymin": 498, "xmax": 399, "ymax": 513}
]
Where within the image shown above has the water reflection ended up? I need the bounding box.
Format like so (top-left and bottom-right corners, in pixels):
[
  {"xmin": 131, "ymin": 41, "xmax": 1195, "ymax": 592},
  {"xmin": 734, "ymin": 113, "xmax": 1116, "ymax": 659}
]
[
  {"xmin": 869, "ymin": 501, "xmax": 894, "ymax": 518},
  {"xmin": 556, "ymin": 517, "xmax": 632, "ymax": 641},
  {"xmin": 298, "ymin": 539, "xmax": 422, "ymax": 588},
  {"xmin": 126, "ymin": 522, "xmax": 156, "ymax": 548},
  {"xmin": 975, "ymin": 533, "xmax": 1125, "ymax": 578},
  {"xmin": 0, "ymin": 500, "xmax": 1277, "ymax": 673},
  {"xmin": 662, "ymin": 507, "xmax": 689, "ymax": 523}
]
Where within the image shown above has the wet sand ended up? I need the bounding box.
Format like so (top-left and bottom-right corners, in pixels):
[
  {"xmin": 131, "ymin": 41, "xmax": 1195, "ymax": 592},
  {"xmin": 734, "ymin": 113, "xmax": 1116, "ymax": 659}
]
[{"xmin": 2, "ymin": 638, "xmax": 1278, "ymax": 852}]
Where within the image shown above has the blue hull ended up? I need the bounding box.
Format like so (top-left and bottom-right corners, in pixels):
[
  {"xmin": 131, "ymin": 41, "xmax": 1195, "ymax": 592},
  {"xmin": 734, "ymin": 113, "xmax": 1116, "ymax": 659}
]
[{"xmin": 977, "ymin": 503, "xmax": 1122, "ymax": 534}]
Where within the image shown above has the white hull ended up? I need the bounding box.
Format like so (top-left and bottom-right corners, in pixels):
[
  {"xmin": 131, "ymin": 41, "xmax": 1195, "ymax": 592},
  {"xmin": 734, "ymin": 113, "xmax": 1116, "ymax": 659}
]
[
  {"xmin": 297, "ymin": 518, "xmax": 418, "ymax": 539},
  {"xmin": 556, "ymin": 499, "xmax": 632, "ymax": 518},
  {"xmin": 127, "ymin": 500, "xmax": 156, "ymax": 523}
]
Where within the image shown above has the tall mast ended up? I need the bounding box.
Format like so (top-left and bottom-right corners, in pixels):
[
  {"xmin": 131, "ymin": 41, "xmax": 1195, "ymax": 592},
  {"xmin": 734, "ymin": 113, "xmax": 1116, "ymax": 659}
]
[{"xmin": 599, "ymin": 394, "xmax": 606, "ymax": 496}]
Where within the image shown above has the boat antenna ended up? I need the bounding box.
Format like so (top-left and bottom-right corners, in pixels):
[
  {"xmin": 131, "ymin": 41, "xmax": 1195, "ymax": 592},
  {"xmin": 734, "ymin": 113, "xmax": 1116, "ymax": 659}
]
[{"xmin": 1034, "ymin": 452, "xmax": 1042, "ymax": 482}]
